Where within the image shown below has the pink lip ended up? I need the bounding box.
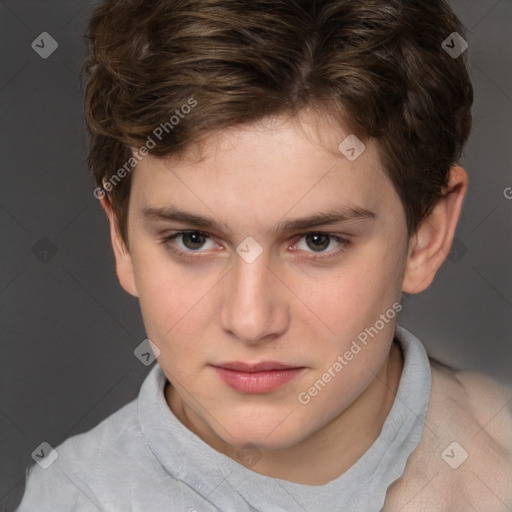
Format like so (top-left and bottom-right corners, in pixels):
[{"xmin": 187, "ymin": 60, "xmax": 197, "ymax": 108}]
[
  {"xmin": 214, "ymin": 361, "xmax": 299, "ymax": 372},
  {"xmin": 212, "ymin": 361, "xmax": 305, "ymax": 393}
]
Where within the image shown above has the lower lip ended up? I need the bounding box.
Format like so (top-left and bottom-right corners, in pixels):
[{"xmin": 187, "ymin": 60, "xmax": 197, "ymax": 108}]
[{"xmin": 213, "ymin": 367, "xmax": 305, "ymax": 393}]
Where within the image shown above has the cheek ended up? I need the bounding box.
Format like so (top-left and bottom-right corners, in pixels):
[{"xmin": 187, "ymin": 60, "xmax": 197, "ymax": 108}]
[
  {"xmin": 133, "ymin": 259, "xmax": 238, "ymax": 376},
  {"xmin": 131, "ymin": 245, "xmax": 210, "ymax": 344},
  {"xmin": 351, "ymin": 234, "xmax": 406, "ymax": 302},
  {"xmin": 295, "ymin": 246, "xmax": 400, "ymax": 322},
  {"xmin": 289, "ymin": 240, "xmax": 404, "ymax": 358}
]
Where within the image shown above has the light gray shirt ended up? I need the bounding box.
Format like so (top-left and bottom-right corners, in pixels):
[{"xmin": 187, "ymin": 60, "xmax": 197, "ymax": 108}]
[{"xmin": 16, "ymin": 325, "xmax": 431, "ymax": 512}]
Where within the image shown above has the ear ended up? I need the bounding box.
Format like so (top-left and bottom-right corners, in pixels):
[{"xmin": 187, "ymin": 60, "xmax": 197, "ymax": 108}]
[
  {"xmin": 99, "ymin": 196, "xmax": 139, "ymax": 298},
  {"xmin": 402, "ymin": 165, "xmax": 468, "ymax": 294}
]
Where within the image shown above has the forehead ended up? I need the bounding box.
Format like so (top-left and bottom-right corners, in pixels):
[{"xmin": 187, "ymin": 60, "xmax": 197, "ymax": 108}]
[
  {"xmin": 129, "ymin": 112, "xmax": 399, "ymax": 231},
  {"xmin": 134, "ymin": 112, "xmax": 386, "ymax": 181}
]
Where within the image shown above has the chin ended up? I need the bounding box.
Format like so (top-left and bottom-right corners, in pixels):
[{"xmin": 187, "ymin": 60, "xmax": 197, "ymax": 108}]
[{"xmin": 220, "ymin": 419, "xmax": 310, "ymax": 452}]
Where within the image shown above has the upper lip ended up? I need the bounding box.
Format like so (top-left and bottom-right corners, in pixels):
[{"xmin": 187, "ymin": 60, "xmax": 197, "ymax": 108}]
[{"xmin": 212, "ymin": 361, "xmax": 302, "ymax": 372}]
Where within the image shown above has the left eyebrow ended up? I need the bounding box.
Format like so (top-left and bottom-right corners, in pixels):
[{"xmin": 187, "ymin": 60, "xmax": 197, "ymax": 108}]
[
  {"xmin": 141, "ymin": 205, "xmax": 376, "ymax": 235},
  {"xmin": 272, "ymin": 206, "xmax": 376, "ymax": 234}
]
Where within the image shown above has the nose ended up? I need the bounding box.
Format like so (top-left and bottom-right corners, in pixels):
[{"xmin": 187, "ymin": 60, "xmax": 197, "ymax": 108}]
[{"xmin": 220, "ymin": 252, "xmax": 290, "ymax": 345}]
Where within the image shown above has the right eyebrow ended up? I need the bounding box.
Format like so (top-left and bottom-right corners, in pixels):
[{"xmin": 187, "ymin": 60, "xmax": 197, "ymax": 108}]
[{"xmin": 142, "ymin": 206, "xmax": 232, "ymax": 233}]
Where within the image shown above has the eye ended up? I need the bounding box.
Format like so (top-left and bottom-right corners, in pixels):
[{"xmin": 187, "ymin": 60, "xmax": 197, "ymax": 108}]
[
  {"xmin": 162, "ymin": 231, "xmax": 218, "ymax": 254},
  {"xmin": 292, "ymin": 232, "xmax": 349, "ymax": 258}
]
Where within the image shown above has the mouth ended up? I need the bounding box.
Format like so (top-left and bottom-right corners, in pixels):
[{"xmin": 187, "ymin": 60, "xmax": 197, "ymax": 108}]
[{"xmin": 211, "ymin": 361, "xmax": 306, "ymax": 393}]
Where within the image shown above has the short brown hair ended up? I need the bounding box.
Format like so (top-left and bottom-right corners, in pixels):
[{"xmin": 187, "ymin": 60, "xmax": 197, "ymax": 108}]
[{"xmin": 83, "ymin": 0, "xmax": 473, "ymax": 244}]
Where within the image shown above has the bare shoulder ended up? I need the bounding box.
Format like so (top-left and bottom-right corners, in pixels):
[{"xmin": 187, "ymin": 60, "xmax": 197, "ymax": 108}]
[{"xmin": 384, "ymin": 363, "xmax": 512, "ymax": 511}]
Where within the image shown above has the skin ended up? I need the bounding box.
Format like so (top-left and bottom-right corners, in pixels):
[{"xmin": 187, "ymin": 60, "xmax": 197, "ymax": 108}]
[{"xmin": 101, "ymin": 111, "xmax": 468, "ymax": 485}]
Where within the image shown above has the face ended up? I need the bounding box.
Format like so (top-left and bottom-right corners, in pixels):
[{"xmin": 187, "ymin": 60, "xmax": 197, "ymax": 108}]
[{"xmin": 118, "ymin": 112, "xmax": 411, "ymax": 450}]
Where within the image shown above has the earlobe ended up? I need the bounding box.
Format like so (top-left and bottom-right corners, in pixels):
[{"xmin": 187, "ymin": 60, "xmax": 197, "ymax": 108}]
[
  {"xmin": 99, "ymin": 197, "xmax": 139, "ymax": 298},
  {"xmin": 402, "ymin": 165, "xmax": 468, "ymax": 294}
]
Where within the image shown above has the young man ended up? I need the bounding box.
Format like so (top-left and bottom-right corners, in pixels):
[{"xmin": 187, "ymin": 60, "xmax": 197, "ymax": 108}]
[{"xmin": 16, "ymin": 0, "xmax": 512, "ymax": 510}]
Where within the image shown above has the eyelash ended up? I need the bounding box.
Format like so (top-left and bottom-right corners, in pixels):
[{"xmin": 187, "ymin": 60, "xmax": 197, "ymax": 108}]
[{"xmin": 161, "ymin": 230, "xmax": 351, "ymax": 262}]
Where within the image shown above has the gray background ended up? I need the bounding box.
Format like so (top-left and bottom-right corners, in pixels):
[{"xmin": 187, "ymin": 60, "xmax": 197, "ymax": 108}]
[{"xmin": 0, "ymin": 0, "xmax": 511, "ymax": 510}]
